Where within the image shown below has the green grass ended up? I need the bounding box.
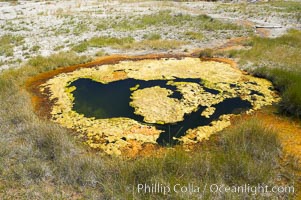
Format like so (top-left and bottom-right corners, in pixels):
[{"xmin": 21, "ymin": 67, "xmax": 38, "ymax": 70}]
[
  {"xmin": 72, "ymin": 36, "xmax": 184, "ymax": 52},
  {"xmin": 26, "ymin": 51, "xmax": 91, "ymax": 72},
  {"xmin": 97, "ymin": 10, "xmax": 242, "ymax": 32},
  {"xmin": 0, "ymin": 34, "xmax": 24, "ymax": 57},
  {"xmin": 143, "ymin": 33, "xmax": 161, "ymax": 40},
  {"xmin": 238, "ymin": 29, "xmax": 301, "ymax": 69},
  {"xmin": 199, "ymin": 48, "xmax": 214, "ymax": 58},
  {"xmin": 71, "ymin": 42, "xmax": 89, "ymax": 53},
  {"xmin": 184, "ymin": 31, "xmax": 204, "ymax": 40},
  {"xmin": 53, "ymin": 45, "xmax": 64, "ymax": 51},
  {"xmin": 0, "ymin": 49, "xmax": 295, "ymax": 198},
  {"xmin": 88, "ymin": 36, "xmax": 134, "ymax": 47},
  {"xmin": 254, "ymin": 68, "xmax": 301, "ymax": 117},
  {"xmin": 54, "ymin": 27, "xmax": 70, "ymax": 36},
  {"xmin": 121, "ymin": 120, "xmax": 282, "ymax": 198},
  {"xmin": 30, "ymin": 45, "xmax": 40, "ymax": 52},
  {"xmin": 96, "ymin": 21, "xmax": 110, "ymax": 31},
  {"xmin": 73, "ymin": 23, "xmax": 88, "ymax": 36},
  {"xmin": 135, "ymin": 11, "xmax": 240, "ymax": 30},
  {"xmin": 95, "ymin": 50, "xmax": 105, "ymax": 57},
  {"xmin": 231, "ymin": 29, "xmax": 301, "ymax": 118},
  {"xmin": 122, "ymin": 39, "xmax": 186, "ymax": 50},
  {"xmin": 72, "ymin": 36, "xmax": 135, "ymax": 52}
]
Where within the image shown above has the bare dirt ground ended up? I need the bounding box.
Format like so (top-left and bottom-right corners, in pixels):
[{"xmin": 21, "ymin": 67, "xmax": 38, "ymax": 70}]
[{"xmin": 0, "ymin": 0, "xmax": 300, "ymax": 71}]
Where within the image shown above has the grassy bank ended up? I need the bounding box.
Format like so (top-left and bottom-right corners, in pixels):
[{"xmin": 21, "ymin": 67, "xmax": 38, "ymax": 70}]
[
  {"xmin": 71, "ymin": 36, "xmax": 186, "ymax": 52},
  {"xmin": 232, "ymin": 30, "xmax": 301, "ymax": 118},
  {"xmin": 255, "ymin": 68, "xmax": 301, "ymax": 117},
  {"xmin": 0, "ymin": 50, "xmax": 295, "ymax": 199}
]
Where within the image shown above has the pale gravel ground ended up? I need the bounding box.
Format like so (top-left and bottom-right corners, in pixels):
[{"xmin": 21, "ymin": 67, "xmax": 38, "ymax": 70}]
[{"xmin": 0, "ymin": 0, "xmax": 300, "ymax": 71}]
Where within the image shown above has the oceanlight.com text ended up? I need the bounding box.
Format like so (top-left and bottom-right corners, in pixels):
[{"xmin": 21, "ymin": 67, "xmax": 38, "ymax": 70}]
[
  {"xmin": 136, "ymin": 183, "xmax": 294, "ymax": 196},
  {"xmin": 209, "ymin": 183, "xmax": 294, "ymax": 196}
]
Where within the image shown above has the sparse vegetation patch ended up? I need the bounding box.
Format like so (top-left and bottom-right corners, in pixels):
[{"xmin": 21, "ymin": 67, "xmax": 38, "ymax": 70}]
[{"xmin": 0, "ymin": 34, "xmax": 24, "ymax": 57}]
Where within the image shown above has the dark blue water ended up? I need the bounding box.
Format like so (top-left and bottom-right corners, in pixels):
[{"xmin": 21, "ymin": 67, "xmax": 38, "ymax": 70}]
[{"xmin": 70, "ymin": 78, "xmax": 252, "ymax": 145}]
